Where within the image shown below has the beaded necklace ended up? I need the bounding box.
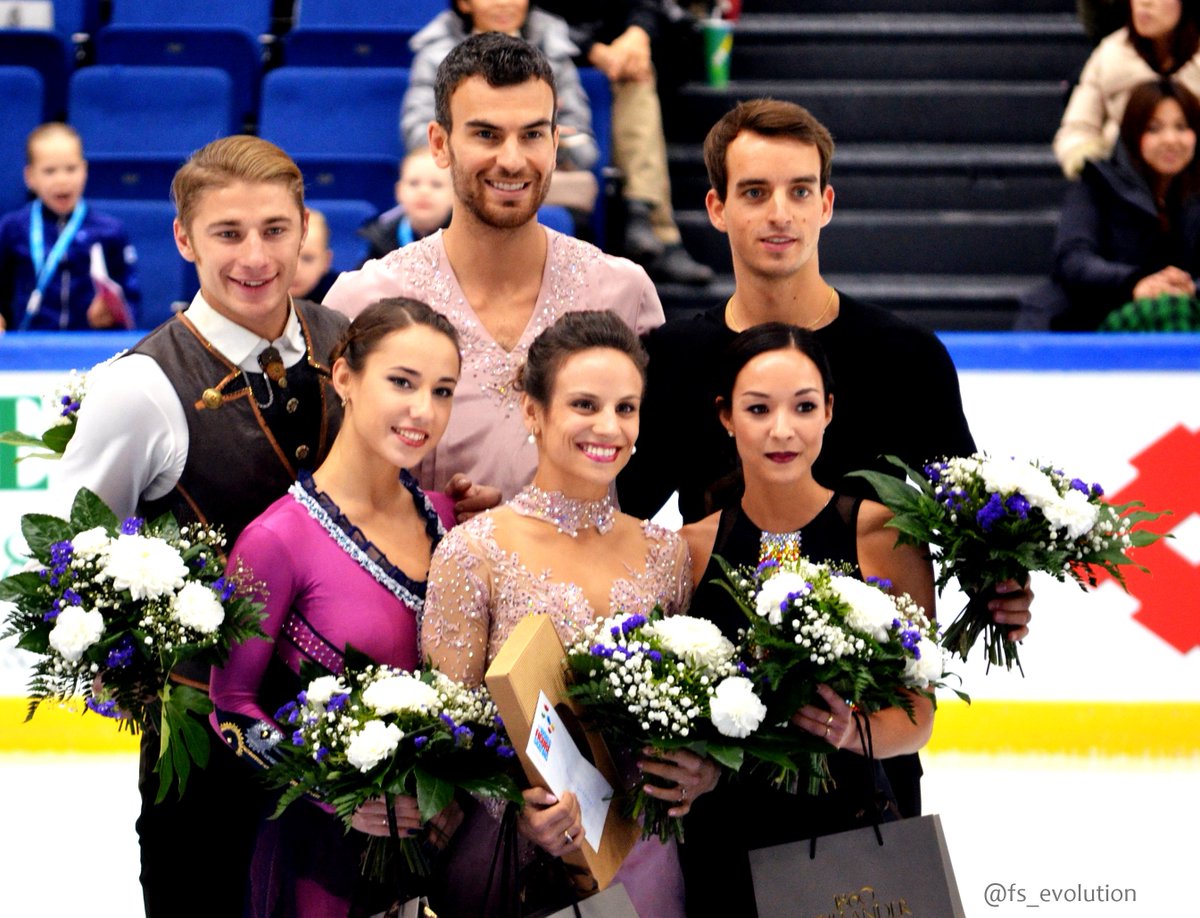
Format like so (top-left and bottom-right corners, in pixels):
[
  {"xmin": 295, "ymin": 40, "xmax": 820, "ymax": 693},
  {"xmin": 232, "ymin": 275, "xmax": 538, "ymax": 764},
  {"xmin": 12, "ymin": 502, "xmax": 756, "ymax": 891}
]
[{"xmin": 509, "ymin": 484, "xmax": 615, "ymax": 537}]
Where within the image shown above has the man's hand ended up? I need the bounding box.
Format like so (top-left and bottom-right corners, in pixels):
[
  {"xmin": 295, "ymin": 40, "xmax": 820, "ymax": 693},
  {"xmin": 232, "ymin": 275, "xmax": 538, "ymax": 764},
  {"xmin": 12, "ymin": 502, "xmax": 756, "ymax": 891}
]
[{"xmin": 444, "ymin": 473, "xmax": 502, "ymax": 523}]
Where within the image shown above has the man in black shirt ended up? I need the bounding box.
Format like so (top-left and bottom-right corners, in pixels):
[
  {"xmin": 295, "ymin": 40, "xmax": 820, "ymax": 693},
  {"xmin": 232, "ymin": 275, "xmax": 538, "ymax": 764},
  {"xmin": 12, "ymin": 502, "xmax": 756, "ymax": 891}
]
[{"xmin": 619, "ymin": 99, "xmax": 1032, "ymax": 820}]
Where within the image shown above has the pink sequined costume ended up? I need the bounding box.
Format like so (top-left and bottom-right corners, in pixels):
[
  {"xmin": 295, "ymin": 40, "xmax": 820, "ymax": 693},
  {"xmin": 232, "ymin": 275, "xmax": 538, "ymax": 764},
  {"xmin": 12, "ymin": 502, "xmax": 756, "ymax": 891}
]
[
  {"xmin": 210, "ymin": 470, "xmax": 456, "ymax": 918},
  {"xmin": 421, "ymin": 491, "xmax": 692, "ymax": 918},
  {"xmin": 322, "ymin": 229, "xmax": 664, "ymax": 500}
]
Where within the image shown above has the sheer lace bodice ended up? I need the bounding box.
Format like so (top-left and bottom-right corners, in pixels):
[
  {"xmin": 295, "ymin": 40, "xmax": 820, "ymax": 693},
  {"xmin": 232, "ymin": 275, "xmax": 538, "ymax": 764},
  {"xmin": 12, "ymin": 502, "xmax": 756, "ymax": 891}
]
[{"xmin": 423, "ymin": 511, "xmax": 692, "ymax": 686}]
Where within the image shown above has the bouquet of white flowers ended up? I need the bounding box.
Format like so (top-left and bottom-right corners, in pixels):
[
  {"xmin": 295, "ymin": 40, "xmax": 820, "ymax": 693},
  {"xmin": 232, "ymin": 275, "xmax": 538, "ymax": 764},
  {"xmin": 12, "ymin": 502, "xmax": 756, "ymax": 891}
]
[
  {"xmin": 852, "ymin": 454, "xmax": 1170, "ymax": 670},
  {"xmin": 269, "ymin": 647, "xmax": 523, "ymax": 882},
  {"xmin": 0, "ymin": 350, "xmax": 124, "ymax": 459},
  {"xmin": 0, "ymin": 487, "xmax": 265, "ymax": 799},
  {"xmin": 713, "ymin": 555, "xmax": 954, "ymax": 794},
  {"xmin": 563, "ymin": 608, "xmax": 769, "ymax": 842}
]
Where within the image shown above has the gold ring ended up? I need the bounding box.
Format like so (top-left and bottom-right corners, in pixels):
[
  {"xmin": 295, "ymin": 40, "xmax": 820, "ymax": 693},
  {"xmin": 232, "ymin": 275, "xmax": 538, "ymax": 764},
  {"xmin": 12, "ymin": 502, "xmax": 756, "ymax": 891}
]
[
  {"xmin": 826, "ymin": 714, "xmax": 834, "ymax": 725},
  {"xmin": 564, "ymin": 830, "xmax": 574, "ymax": 845}
]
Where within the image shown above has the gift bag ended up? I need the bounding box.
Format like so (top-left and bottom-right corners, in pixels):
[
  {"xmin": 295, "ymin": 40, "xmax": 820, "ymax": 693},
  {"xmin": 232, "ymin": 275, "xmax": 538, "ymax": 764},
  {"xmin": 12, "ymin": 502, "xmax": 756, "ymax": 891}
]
[
  {"xmin": 748, "ymin": 814, "xmax": 966, "ymax": 918},
  {"xmin": 538, "ymin": 883, "xmax": 639, "ymax": 918}
]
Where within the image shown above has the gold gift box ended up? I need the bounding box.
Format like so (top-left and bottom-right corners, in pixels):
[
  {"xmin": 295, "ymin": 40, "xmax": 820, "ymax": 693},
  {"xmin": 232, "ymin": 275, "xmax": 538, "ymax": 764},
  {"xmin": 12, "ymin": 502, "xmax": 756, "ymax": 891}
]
[{"xmin": 484, "ymin": 614, "xmax": 639, "ymax": 889}]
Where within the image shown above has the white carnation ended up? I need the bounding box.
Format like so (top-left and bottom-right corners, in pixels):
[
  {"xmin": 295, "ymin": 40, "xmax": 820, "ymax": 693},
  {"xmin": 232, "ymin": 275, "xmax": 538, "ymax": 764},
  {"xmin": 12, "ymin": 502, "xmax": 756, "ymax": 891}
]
[
  {"xmin": 979, "ymin": 457, "xmax": 1058, "ymax": 508},
  {"xmin": 644, "ymin": 616, "xmax": 735, "ymax": 671},
  {"xmin": 829, "ymin": 577, "xmax": 898, "ymax": 643},
  {"xmin": 70, "ymin": 526, "xmax": 111, "ymax": 558},
  {"xmin": 754, "ymin": 572, "xmax": 811, "ymax": 627},
  {"xmin": 169, "ymin": 581, "xmax": 226, "ymax": 634},
  {"xmin": 709, "ymin": 676, "xmax": 767, "ymax": 738},
  {"xmin": 48, "ymin": 606, "xmax": 105, "ymax": 663},
  {"xmin": 305, "ymin": 675, "xmax": 348, "ymax": 706},
  {"xmin": 903, "ymin": 638, "xmax": 945, "ymax": 689},
  {"xmin": 99, "ymin": 534, "xmax": 189, "ymax": 600},
  {"xmin": 1042, "ymin": 489, "xmax": 1100, "ymax": 540},
  {"xmin": 362, "ymin": 673, "xmax": 440, "ymax": 716},
  {"xmin": 346, "ymin": 719, "xmax": 403, "ymax": 772}
]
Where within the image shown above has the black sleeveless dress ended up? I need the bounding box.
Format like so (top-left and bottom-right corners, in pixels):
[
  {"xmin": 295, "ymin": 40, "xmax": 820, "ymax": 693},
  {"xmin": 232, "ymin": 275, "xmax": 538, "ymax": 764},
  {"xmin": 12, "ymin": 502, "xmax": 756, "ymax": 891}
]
[{"xmin": 680, "ymin": 497, "xmax": 899, "ymax": 917}]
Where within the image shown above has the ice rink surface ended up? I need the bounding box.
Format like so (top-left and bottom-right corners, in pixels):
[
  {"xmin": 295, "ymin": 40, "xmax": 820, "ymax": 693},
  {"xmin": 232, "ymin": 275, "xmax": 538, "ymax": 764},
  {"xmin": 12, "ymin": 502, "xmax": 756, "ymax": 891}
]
[{"xmin": 1, "ymin": 750, "xmax": 1195, "ymax": 917}]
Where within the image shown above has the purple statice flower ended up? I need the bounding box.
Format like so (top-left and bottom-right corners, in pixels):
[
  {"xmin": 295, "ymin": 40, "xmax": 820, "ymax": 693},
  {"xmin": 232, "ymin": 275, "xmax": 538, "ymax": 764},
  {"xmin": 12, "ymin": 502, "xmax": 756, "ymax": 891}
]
[
  {"xmin": 453, "ymin": 725, "xmax": 473, "ymax": 744},
  {"xmin": 620, "ymin": 614, "xmax": 648, "ymax": 635},
  {"xmin": 296, "ymin": 690, "xmax": 307, "ymax": 705},
  {"xmin": 61, "ymin": 588, "xmax": 82, "ymax": 607},
  {"xmin": 291, "ymin": 730, "xmax": 305, "ymax": 746},
  {"xmin": 940, "ymin": 488, "xmax": 968, "ymax": 511},
  {"xmin": 737, "ymin": 661, "xmax": 750, "ymax": 676},
  {"xmin": 86, "ymin": 697, "xmax": 122, "ymax": 718},
  {"xmin": 42, "ymin": 608, "xmax": 60, "ymax": 622},
  {"xmin": 923, "ymin": 463, "xmax": 943, "ymax": 483},
  {"xmin": 1068, "ymin": 478, "xmax": 1090, "ymax": 495},
  {"xmin": 1004, "ymin": 493, "xmax": 1031, "ymax": 520},
  {"xmin": 976, "ymin": 493, "xmax": 1006, "ymax": 532},
  {"xmin": 497, "ymin": 745, "xmax": 516, "ymax": 758},
  {"xmin": 647, "ymin": 650, "xmax": 663, "ymax": 664},
  {"xmin": 60, "ymin": 395, "xmax": 81, "ymax": 416},
  {"xmin": 439, "ymin": 713, "xmax": 457, "ymax": 730},
  {"xmin": 314, "ymin": 746, "xmax": 330, "ymax": 762},
  {"xmin": 413, "ymin": 736, "xmax": 429, "ymax": 750},
  {"xmin": 327, "ymin": 693, "xmax": 349, "ymax": 712},
  {"xmin": 275, "ymin": 700, "xmax": 299, "ymax": 724},
  {"xmin": 485, "ymin": 732, "xmax": 499, "ymax": 748},
  {"xmin": 1090, "ymin": 482, "xmax": 1104, "ymax": 498},
  {"xmin": 106, "ymin": 640, "xmax": 135, "ymax": 669},
  {"xmin": 755, "ymin": 558, "xmax": 779, "ymax": 575},
  {"xmin": 50, "ymin": 541, "xmax": 73, "ymax": 571},
  {"xmin": 866, "ymin": 576, "xmax": 893, "ymax": 591},
  {"xmin": 590, "ymin": 643, "xmax": 614, "ymax": 659},
  {"xmin": 192, "ymin": 554, "xmax": 208, "ymax": 571},
  {"xmin": 211, "ymin": 577, "xmax": 236, "ymax": 601},
  {"xmin": 120, "ymin": 517, "xmax": 144, "ymax": 535},
  {"xmin": 493, "ymin": 714, "xmax": 504, "ymax": 729}
]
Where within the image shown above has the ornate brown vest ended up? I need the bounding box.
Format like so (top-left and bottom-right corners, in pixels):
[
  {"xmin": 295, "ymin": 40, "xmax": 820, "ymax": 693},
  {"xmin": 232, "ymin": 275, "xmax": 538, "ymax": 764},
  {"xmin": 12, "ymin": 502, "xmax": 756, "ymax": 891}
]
[{"xmin": 132, "ymin": 300, "xmax": 347, "ymax": 544}]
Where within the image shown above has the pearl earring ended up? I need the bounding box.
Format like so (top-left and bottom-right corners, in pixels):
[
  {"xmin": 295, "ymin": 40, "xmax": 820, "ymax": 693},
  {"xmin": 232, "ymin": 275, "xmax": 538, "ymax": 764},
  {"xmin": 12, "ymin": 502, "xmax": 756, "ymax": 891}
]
[
  {"xmin": 631, "ymin": 445, "xmax": 638, "ymax": 455},
  {"xmin": 726, "ymin": 429, "xmax": 734, "ymax": 438},
  {"xmin": 527, "ymin": 432, "xmax": 536, "ymax": 445}
]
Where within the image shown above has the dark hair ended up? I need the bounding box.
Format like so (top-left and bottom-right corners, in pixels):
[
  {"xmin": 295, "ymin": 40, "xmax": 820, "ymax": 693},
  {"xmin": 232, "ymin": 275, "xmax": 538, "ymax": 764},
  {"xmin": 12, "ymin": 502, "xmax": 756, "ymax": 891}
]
[
  {"xmin": 703, "ymin": 99, "xmax": 835, "ymax": 202},
  {"xmin": 434, "ymin": 32, "xmax": 557, "ymax": 135},
  {"xmin": 331, "ymin": 298, "xmax": 461, "ymax": 371},
  {"xmin": 450, "ymin": 0, "xmax": 529, "ymax": 33},
  {"xmin": 1119, "ymin": 78, "xmax": 1200, "ymax": 205},
  {"xmin": 1128, "ymin": 1, "xmax": 1200, "ymax": 74},
  {"xmin": 515, "ymin": 310, "xmax": 649, "ymax": 405},
  {"xmin": 715, "ymin": 323, "xmax": 835, "ymax": 412}
]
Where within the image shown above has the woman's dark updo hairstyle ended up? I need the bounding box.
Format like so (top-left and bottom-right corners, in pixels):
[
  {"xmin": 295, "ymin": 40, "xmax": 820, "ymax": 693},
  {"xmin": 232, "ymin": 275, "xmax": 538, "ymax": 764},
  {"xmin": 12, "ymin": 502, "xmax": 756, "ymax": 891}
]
[
  {"xmin": 1129, "ymin": 0, "xmax": 1200, "ymax": 74},
  {"xmin": 330, "ymin": 297, "xmax": 461, "ymax": 371},
  {"xmin": 715, "ymin": 323, "xmax": 835, "ymax": 414},
  {"xmin": 515, "ymin": 310, "xmax": 649, "ymax": 405}
]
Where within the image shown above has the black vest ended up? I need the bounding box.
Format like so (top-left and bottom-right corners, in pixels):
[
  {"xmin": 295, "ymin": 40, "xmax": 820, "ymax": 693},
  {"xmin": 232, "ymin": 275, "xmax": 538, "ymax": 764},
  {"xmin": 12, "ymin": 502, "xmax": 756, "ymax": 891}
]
[{"xmin": 133, "ymin": 300, "xmax": 348, "ymax": 544}]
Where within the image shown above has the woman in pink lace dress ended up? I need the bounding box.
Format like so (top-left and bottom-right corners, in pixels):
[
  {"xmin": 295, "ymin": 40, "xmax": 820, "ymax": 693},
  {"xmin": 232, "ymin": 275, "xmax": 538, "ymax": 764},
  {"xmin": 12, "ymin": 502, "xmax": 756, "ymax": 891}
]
[{"xmin": 422, "ymin": 311, "xmax": 718, "ymax": 917}]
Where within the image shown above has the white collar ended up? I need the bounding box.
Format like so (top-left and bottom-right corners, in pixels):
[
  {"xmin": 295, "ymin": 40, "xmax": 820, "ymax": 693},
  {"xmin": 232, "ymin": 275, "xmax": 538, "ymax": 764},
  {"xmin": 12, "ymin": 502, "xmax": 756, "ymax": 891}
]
[{"xmin": 182, "ymin": 293, "xmax": 307, "ymax": 374}]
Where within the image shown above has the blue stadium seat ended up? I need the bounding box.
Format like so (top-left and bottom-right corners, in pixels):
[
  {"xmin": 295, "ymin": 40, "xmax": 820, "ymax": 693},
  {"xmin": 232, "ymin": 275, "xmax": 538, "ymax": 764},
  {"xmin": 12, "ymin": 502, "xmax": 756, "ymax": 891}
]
[
  {"xmin": 577, "ymin": 67, "xmax": 613, "ymax": 245},
  {"xmin": 93, "ymin": 25, "xmax": 263, "ymax": 128},
  {"xmin": 89, "ymin": 199, "xmax": 196, "ymax": 329},
  {"xmin": 285, "ymin": 26, "xmax": 417, "ymax": 68},
  {"xmin": 296, "ymin": 156, "xmax": 397, "ymax": 214},
  {"xmin": 295, "ymin": 0, "xmax": 443, "ymax": 31},
  {"xmin": 0, "ymin": 67, "xmax": 44, "ymax": 214},
  {"xmin": 84, "ymin": 157, "xmax": 180, "ymax": 202},
  {"xmin": 107, "ymin": 0, "xmax": 273, "ymax": 35},
  {"xmin": 0, "ymin": 29, "xmax": 72, "ymax": 121},
  {"xmin": 259, "ymin": 67, "xmax": 409, "ymax": 159},
  {"xmin": 305, "ymin": 199, "xmax": 376, "ymax": 273},
  {"xmin": 69, "ymin": 66, "xmax": 237, "ymax": 155},
  {"xmin": 50, "ymin": 0, "xmax": 101, "ymax": 38},
  {"xmin": 537, "ymin": 205, "xmax": 575, "ymax": 237}
]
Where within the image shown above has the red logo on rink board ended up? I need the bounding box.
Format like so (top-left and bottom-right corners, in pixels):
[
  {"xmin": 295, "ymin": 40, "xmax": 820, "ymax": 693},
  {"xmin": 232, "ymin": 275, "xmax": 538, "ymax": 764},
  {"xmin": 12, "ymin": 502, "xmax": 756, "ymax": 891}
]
[{"xmin": 1095, "ymin": 425, "xmax": 1197, "ymax": 653}]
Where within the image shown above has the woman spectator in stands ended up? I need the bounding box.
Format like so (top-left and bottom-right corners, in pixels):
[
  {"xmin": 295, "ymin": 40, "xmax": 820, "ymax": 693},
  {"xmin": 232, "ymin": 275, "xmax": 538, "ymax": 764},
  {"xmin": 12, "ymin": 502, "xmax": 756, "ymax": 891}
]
[
  {"xmin": 1023, "ymin": 79, "xmax": 1200, "ymax": 329},
  {"xmin": 1056, "ymin": 0, "xmax": 1200, "ymax": 178}
]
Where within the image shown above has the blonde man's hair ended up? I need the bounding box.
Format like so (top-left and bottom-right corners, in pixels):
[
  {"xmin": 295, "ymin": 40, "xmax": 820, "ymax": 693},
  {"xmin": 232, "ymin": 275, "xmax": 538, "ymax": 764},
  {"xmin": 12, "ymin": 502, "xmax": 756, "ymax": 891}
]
[
  {"xmin": 26, "ymin": 122, "xmax": 83, "ymax": 165},
  {"xmin": 171, "ymin": 135, "xmax": 305, "ymax": 232}
]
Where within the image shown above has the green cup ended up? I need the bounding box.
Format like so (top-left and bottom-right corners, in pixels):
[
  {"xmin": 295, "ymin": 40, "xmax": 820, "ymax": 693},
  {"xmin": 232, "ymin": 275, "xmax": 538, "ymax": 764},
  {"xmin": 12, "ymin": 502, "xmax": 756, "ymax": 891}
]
[{"xmin": 702, "ymin": 18, "xmax": 734, "ymax": 89}]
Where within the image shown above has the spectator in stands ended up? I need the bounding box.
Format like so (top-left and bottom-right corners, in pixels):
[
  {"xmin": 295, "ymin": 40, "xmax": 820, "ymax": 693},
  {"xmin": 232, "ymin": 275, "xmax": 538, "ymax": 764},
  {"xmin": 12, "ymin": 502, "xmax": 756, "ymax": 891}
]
[
  {"xmin": 536, "ymin": 0, "xmax": 715, "ymax": 285},
  {"xmin": 1056, "ymin": 0, "xmax": 1200, "ymax": 177},
  {"xmin": 402, "ymin": 1, "xmax": 601, "ymax": 225},
  {"xmin": 358, "ymin": 147, "xmax": 454, "ymax": 261},
  {"xmin": 289, "ymin": 207, "xmax": 337, "ymax": 303},
  {"xmin": 1022, "ymin": 79, "xmax": 1200, "ymax": 329},
  {"xmin": 0, "ymin": 123, "xmax": 140, "ymax": 331}
]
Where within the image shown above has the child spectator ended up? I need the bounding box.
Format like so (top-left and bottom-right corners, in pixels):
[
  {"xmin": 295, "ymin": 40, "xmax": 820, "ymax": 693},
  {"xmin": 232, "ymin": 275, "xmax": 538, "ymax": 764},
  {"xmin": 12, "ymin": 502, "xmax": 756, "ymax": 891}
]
[
  {"xmin": 0, "ymin": 123, "xmax": 140, "ymax": 331},
  {"xmin": 357, "ymin": 148, "xmax": 454, "ymax": 261},
  {"xmin": 289, "ymin": 208, "xmax": 338, "ymax": 303}
]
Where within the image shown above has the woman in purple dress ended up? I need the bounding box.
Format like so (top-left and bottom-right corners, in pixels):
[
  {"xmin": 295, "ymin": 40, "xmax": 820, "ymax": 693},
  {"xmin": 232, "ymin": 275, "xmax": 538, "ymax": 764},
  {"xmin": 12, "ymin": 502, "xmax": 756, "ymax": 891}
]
[{"xmin": 210, "ymin": 298, "xmax": 462, "ymax": 917}]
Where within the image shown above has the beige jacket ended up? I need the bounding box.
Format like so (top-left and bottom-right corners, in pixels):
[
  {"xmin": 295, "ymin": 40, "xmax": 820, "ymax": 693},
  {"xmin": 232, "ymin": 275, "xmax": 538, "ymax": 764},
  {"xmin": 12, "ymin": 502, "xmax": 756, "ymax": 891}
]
[{"xmin": 1053, "ymin": 27, "xmax": 1200, "ymax": 178}]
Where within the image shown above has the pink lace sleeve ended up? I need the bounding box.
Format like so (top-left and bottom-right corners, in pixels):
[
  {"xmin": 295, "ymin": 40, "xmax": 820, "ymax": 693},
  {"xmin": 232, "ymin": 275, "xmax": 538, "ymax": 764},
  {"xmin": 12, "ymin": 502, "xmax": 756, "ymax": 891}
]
[{"xmin": 422, "ymin": 521, "xmax": 493, "ymax": 687}]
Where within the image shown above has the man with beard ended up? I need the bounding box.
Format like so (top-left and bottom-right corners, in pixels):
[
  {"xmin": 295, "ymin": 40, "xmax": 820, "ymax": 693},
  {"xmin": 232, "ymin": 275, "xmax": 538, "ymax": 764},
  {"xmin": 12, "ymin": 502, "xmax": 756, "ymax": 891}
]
[{"xmin": 325, "ymin": 33, "xmax": 663, "ymax": 500}]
